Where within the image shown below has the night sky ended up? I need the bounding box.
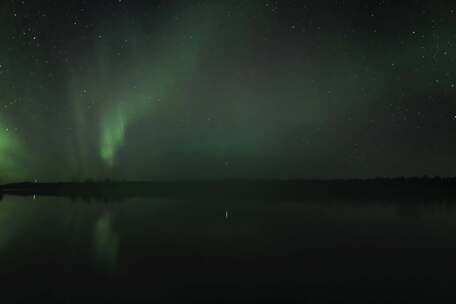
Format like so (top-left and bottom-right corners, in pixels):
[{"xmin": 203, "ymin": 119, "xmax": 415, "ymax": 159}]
[{"xmin": 1, "ymin": 0, "xmax": 456, "ymax": 181}]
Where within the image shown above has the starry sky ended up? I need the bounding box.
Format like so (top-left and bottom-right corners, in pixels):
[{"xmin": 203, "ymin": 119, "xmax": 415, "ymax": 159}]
[{"xmin": 1, "ymin": 0, "xmax": 456, "ymax": 181}]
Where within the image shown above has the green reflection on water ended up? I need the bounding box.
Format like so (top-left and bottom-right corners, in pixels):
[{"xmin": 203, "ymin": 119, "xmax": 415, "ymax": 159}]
[
  {"xmin": 93, "ymin": 211, "xmax": 119, "ymax": 269},
  {"xmin": 0, "ymin": 200, "xmax": 20, "ymax": 251}
]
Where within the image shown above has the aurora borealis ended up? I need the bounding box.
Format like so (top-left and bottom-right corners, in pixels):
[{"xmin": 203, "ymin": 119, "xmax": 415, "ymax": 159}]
[
  {"xmin": 2, "ymin": 0, "xmax": 456, "ymax": 181},
  {"xmin": 0, "ymin": 116, "xmax": 24, "ymax": 179}
]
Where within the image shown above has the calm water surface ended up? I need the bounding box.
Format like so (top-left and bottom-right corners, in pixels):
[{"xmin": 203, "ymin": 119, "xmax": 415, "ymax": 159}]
[{"xmin": 1, "ymin": 196, "xmax": 456, "ymax": 303}]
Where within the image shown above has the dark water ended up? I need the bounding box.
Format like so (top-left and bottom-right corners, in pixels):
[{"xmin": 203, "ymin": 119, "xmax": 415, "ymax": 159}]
[{"xmin": 1, "ymin": 196, "xmax": 456, "ymax": 303}]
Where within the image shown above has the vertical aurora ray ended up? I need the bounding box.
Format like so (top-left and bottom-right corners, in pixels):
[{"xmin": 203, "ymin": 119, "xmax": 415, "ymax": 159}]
[
  {"xmin": 96, "ymin": 17, "xmax": 211, "ymax": 167},
  {"xmin": 65, "ymin": 2, "xmax": 257, "ymax": 174},
  {"xmin": 100, "ymin": 107, "xmax": 126, "ymax": 166},
  {"xmin": 0, "ymin": 119, "xmax": 25, "ymax": 180},
  {"xmin": 68, "ymin": 5, "xmax": 218, "ymax": 168}
]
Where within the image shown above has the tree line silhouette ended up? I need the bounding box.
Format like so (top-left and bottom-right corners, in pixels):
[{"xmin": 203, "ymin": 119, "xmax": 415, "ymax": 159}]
[{"xmin": 2, "ymin": 177, "xmax": 456, "ymax": 202}]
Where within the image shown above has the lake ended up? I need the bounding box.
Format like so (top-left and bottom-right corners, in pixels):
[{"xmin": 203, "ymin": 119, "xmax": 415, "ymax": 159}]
[{"xmin": 1, "ymin": 195, "xmax": 456, "ymax": 303}]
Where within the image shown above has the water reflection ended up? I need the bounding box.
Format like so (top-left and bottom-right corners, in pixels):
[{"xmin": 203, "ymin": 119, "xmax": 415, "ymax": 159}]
[
  {"xmin": 93, "ymin": 211, "xmax": 119, "ymax": 269},
  {"xmin": 1, "ymin": 195, "xmax": 456, "ymax": 302},
  {"xmin": 0, "ymin": 197, "xmax": 21, "ymax": 251}
]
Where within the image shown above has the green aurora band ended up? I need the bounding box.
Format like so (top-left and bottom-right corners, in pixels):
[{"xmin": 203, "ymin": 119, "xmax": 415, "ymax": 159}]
[
  {"xmin": 0, "ymin": 119, "xmax": 24, "ymax": 180},
  {"xmin": 68, "ymin": 3, "xmax": 234, "ymax": 169}
]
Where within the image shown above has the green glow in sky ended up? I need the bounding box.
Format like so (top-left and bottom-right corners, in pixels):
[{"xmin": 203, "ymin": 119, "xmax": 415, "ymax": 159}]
[
  {"xmin": 5, "ymin": 1, "xmax": 456, "ymax": 180},
  {"xmin": 94, "ymin": 10, "xmax": 212, "ymax": 167},
  {"xmin": 100, "ymin": 107, "xmax": 126, "ymax": 166},
  {"xmin": 0, "ymin": 120, "xmax": 24, "ymax": 180},
  {"xmin": 63, "ymin": 2, "xmax": 218, "ymax": 169}
]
